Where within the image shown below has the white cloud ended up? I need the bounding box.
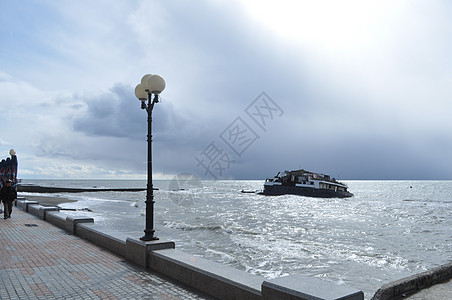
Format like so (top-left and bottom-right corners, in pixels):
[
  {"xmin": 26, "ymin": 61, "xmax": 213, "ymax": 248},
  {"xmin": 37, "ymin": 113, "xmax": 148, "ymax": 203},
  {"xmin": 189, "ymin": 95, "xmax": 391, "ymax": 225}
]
[{"xmin": 0, "ymin": 138, "xmax": 11, "ymax": 147}]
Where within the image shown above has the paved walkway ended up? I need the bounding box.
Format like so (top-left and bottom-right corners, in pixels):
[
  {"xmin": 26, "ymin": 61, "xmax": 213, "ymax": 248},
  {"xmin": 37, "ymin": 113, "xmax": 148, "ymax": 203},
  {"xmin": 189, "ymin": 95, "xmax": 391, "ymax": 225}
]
[{"xmin": 0, "ymin": 208, "xmax": 215, "ymax": 300}]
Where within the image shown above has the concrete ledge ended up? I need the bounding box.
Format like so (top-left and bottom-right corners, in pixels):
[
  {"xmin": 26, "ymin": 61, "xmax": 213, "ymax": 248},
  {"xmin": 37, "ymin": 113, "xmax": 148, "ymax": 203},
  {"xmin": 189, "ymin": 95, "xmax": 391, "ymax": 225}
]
[
  {"xmin": 40, "ymin": 206, "xmax": 60, "ymax": 220},
  {"xmin": 16, "ymin": 200, "xmax": 39, "ymax": 212},
  {"xmin": 45, "ymin": 211, "xmax": 69, "ymax": 229},
  {"xmin": 126, "ymin": 238, "xmax": 175, "ymax": 267},
  {"xmin": 27, "ymin": 204, "xmax": 42, "ymax": 218},
  {"xmin": 262, "ymin": 274, "xmax": 363, "ymax": 300},
  {"xmin": 27, "ymin": 204, "xmax": 59, "ymax": 220},
  {"xmin": 149, "ymin": 248, "xmax": 263, "ymax": 300},
  {"xmin": 16, "ymin": 199, "xmax": 23, "ymax": 208},
  {"xmin": 15, "ymin": 197, "xmax": 26, "ymax": 206},
  {"xmin": 371, "ymin": 262, "xmax": 452, "ymax": 300},
  {"xmin": 66, "ymin": 216, "xmax": 94, "ymax": 234},
  {"xmin": 77, "ymin": 223, "xmax": 127, "ymax": 256},
  {"xmin": 15, "ymin": 199, "xmax": 29, "ymax": 209}
]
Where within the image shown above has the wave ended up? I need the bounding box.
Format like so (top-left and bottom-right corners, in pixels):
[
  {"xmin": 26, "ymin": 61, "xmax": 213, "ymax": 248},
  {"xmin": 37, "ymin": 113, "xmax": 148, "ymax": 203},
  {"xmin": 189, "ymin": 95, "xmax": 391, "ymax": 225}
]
[
  {"xmin": 163, "ymin": 220, "xmax": 261, "ymax": 237},
  {"xmin": 164, "ymin": 220, "xmax": 223, "ymax": 232}
]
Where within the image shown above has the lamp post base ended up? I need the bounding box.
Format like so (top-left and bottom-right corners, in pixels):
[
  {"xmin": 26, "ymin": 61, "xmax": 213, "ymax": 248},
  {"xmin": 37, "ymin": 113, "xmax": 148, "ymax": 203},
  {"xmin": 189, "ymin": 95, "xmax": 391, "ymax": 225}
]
[
  {"xmin": 140, "ymin": 231, "xmax": 159, "ymax": 241},
  {"xmin": 140, "ymin": 237, "xmax": 159, "ymax": 241},
  {"xmin": 140, "ymin": 236, "xmax": 159, "ymax": 241}
]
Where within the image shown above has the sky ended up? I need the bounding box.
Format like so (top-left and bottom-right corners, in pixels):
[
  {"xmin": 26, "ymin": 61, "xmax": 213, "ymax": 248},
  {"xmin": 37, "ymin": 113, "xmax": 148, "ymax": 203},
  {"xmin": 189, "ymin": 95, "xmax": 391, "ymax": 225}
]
[{"xmin": 1, "ymin": 0, "xmax": 451, "ymax": 180}]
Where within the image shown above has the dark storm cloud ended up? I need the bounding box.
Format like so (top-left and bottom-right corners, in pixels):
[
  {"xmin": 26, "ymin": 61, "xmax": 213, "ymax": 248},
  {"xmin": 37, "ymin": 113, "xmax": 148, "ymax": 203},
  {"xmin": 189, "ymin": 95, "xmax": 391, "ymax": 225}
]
[
  {"xmin": 72, "ymin": 84, "xmax": 144, "ymax": 139},
  {"xmin": 71, "ymin": 83, "xmax": 211, "ymax": 146}
]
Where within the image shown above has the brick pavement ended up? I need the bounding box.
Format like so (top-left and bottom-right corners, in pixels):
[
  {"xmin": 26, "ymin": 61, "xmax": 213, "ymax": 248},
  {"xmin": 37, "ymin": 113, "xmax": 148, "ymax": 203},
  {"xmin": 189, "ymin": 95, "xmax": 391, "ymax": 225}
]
[{"xmin": 0, "ymin": 208, "xmax": 215, "ymax": 300}]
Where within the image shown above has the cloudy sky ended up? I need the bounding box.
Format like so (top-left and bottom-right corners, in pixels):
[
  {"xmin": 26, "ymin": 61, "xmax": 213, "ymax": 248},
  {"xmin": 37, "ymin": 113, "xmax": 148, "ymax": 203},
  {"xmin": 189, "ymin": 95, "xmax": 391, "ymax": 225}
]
[{"xmin": 1, "ymin": 0, "xmax": 451, "ymax": 180}]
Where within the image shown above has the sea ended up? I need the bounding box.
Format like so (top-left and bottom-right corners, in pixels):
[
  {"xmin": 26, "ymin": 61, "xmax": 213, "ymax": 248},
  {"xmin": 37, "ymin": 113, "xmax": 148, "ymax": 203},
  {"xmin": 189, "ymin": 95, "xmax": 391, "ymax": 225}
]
[{"xmin": 18, "ymin": 179, "xmax": 452, "ymax": 299}]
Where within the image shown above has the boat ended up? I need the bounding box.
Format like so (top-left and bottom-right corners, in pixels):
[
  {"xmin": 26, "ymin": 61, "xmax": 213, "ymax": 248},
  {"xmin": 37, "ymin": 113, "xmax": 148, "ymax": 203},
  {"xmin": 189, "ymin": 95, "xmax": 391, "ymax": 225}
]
[{"xmin": 262, "ymin": 169, "xmax": 353, "ymax": 198}]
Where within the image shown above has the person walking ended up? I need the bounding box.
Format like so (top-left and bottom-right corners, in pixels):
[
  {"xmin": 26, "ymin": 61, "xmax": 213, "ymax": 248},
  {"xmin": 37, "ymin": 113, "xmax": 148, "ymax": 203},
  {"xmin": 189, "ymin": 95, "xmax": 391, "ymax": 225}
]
[{"xmin": 1, "ymin": 179, "xmax": 17, "ymax": 219}]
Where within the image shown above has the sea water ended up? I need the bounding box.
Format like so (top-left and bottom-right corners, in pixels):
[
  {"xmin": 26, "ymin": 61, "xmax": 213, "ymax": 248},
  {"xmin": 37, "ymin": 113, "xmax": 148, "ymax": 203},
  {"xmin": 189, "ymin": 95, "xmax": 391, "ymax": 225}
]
[{"xmin": 19, "ymin": 179, "xmax": 452, "ymax": 299}]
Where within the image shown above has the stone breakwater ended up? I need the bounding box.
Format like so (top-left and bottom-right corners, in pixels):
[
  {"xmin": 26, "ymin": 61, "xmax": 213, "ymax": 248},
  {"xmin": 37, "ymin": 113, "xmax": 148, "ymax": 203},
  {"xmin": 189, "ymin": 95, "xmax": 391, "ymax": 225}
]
[
  {"xmin": 17, "ymin": 184, "xmax": 146, "ymax": 193},
  {"xmin": 371, "ymin": 263, "xmax": 452, "ymax": 300}
]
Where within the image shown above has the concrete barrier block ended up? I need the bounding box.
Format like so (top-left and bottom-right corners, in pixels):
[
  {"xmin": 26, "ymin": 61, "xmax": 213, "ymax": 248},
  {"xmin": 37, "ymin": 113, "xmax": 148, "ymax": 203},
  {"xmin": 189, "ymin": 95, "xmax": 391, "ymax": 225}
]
[
  {"xmin": 39, "ymin": 206, "xmax": 59, "ymax": 220},
  {"xmin": 27, "ymin": 204, "xmax": 42, "ymax": 218},
  {"xmin": 262, "ymin": 274, "xmax": 364, "ymax": 300},
  {"xmin": 77, "ymin": 223, "xmax": 127, "ymax": 256},
  {"xmin": 150, "ymin": 248, "xmax": 263, "ymax": 300},
  {"xmin": 28, "ymin": 204, "xmax": 58, "ymax": 219},
  {"xmin": 65, "ymin": 216, "xmax": 94, "ymax": 234},
  {"xmin": 17, "ymin": 200, "xmax": 39, "ymax": 212},
  {"xmin": 25, "ymin": 201, "xmax": 39, "ymax": 212},
  {"xmin": 46, "ymin": 211, "xmax": 69, "ymax": 229},
  {"xmin": 126, "ymin": 238, "xmax": 175, "ymax": 267},
  {"xmin": 15, "ymin": 197, "xmax": 26, "ymax": 206},
  {"xmin": 16, "ymin": 199, "xmax": 24, "ymax": 208}
]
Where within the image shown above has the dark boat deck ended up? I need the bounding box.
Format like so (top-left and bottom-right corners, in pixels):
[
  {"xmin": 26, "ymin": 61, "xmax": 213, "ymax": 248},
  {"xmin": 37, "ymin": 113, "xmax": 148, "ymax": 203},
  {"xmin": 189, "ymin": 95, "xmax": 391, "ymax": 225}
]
[{"xmin": 263, "ymin": 185, "xmax": 353, "ymax": 198}]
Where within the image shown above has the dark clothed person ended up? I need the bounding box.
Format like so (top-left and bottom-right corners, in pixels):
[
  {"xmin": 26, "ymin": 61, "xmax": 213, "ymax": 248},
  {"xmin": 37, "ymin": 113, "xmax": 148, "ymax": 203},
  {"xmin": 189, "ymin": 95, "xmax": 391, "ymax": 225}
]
[{"xmin": 1, "ymin": 180, "xmax": 17, "ymax": 219}]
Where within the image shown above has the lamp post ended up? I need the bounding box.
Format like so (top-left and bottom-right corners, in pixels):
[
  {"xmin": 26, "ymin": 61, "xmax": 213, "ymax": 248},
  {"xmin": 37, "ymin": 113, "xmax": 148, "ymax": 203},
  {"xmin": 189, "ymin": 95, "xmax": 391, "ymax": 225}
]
[{"xmin": 134, "ymin": 74, "xmax": 166, "ymax": 241}]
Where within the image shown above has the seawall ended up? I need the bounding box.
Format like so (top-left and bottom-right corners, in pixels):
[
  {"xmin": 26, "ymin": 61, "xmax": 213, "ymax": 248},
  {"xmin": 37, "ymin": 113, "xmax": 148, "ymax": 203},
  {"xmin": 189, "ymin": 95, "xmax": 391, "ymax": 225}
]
[{"xmin": 16, "ymin": 198, "xmax": 363, "ymax": 300}]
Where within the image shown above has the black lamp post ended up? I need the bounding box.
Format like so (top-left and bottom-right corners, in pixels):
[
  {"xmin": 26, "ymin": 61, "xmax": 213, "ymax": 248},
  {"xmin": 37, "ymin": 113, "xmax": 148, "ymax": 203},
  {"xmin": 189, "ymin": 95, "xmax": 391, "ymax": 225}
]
[{"xmin": 134, "ymin": 74, "xmax": 166, "ymax": 241}]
